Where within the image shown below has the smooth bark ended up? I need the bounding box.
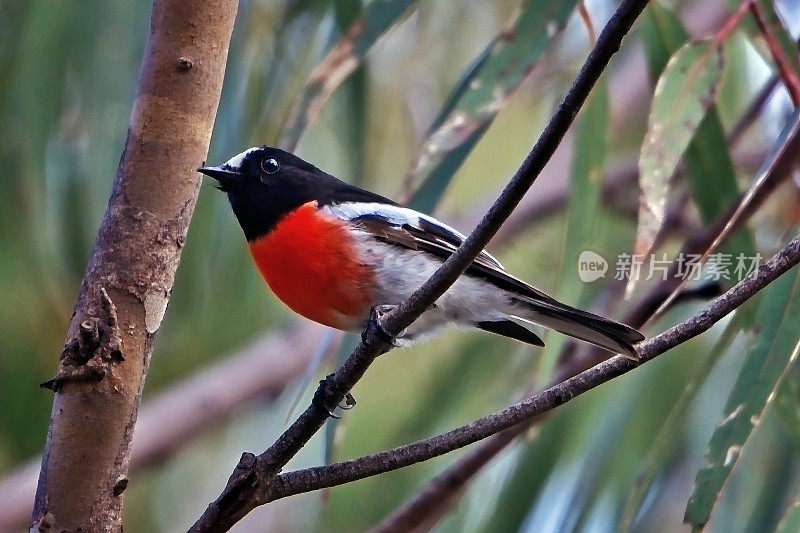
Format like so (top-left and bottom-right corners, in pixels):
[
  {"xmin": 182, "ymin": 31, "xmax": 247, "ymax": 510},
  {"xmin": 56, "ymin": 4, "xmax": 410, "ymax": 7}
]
[{"xmin": 31, "ymin": 1, "xmax": 238, "ymax": 531}]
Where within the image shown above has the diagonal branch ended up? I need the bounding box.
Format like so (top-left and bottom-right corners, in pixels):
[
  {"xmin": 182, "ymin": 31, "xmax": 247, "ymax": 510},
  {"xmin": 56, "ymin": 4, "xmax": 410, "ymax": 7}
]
[
  {"xmin": 371, "ymin": 95, "xmax": 800, "ymax": 533},
  {"xmin": 189, "ymin": 0, "xmax": 650, "ymax": 530},
  {"xmin": 749, "ymin": 1, "xmax": 800, "ymax": 105},
  {"xmin": 268, "ymin": 228, "xmax": 800, "ymax": 501}
]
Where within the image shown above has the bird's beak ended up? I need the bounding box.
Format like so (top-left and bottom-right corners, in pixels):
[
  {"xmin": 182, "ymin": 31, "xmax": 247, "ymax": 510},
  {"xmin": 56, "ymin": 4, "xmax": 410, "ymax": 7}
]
[{"xmin": 197, "ymin": 165, "xmax": 241, "ymax": 191}]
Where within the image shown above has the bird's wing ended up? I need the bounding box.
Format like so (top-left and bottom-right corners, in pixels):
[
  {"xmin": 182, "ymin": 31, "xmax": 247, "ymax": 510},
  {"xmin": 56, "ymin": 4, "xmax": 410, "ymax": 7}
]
[
  {"xmin": 323, "ymin": 201, "xmax": 559, "ymax": 305},
  {"xmin": 324, "ymin": 201, "xmax": 645, "ymax": 357}
]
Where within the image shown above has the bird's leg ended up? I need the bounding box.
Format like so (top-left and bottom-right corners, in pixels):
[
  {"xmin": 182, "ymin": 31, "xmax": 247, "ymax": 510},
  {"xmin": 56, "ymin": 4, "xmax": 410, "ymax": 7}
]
[
  {"xmin": 313, "ymin": 305, "xmax": 397, "ymax": 419},
  {"xmin": 362, "ymin": 304, "xmax": 398, "ymax": 351}
]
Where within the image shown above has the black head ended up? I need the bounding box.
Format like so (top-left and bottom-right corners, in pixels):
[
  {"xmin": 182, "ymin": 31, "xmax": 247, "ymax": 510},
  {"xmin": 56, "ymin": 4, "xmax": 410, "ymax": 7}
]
[{"xmin": 199, "ymin": 146, "xmax": 394, "ymax": 241}]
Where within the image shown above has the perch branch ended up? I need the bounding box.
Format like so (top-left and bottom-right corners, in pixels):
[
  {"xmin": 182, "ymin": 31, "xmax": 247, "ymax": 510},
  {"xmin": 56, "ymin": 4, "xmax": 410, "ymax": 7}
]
[
  {"xmin": 189, "ymin": 1, "xmax": 650, "ymax": 531},
  {"xmin": 369, "ymin": 35, "xmax": 800, "ymax": 533},
  {"xmin": 269, "ymin": 229, "xmax": 800, "ymax": 501}
]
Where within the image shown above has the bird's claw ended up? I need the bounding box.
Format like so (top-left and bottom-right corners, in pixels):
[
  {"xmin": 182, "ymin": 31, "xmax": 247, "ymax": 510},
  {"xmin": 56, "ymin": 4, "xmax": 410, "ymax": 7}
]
[
  {"xmin": 339, "ymin": 393, "xmax": 356, "ymax": 410},
  {"xmin": 313, "ymin": 374, "xmax": 357, "ymax": 419}
]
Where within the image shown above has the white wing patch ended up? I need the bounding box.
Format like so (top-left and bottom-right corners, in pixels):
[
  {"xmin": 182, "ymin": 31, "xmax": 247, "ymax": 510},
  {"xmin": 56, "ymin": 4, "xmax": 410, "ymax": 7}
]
[{"xmin": 323, "ymin": 202, "xmax": 504, "ymax": 269}]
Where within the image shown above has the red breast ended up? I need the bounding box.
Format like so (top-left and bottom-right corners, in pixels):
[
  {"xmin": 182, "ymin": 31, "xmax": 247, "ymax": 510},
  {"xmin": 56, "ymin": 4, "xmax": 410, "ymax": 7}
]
[{"xmin": 248, "ymin": 201, "xmax": 375, "ymax": 330}]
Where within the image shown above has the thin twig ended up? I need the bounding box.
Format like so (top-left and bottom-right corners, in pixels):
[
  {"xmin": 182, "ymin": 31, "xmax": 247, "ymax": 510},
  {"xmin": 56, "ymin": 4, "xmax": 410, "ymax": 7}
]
[
  {"xmin": 189, "ymin": 1, "xmax": 650, "ymax": 530},
  {"xmin": 726, "ymin": 73, "xmax": 779, "ymax": 147},
  {"xmin": 749, "ymin": 2, "xmax": 800, "ymax": 105},
  {"xmin": 364, "ymin": 129, "xmax": 789, "ymax": 529},
  {"xmin": 713, "ymin": 0, "xmax": 753, "ymax": 46},
  {"xmin": 326, "ymin": 159, "xmax": 783, "ymax": 533},
  {"xmin": 368, "ymin": 62, "xmax": 795, "ymax": 533},
  {"xmin": 267, "ymin": 231, "xmax": 800, "ymax": 500},
  {"xmin": 367, "ymin": 8, "xmax": 793, "ymax": 532},
  {"xmin": 578, "ymin": 2, "xmax": 597, "ymax": 44},
  {"xmin": 647, "ymin": 106, "xmax": 800, "ymax": 323}
]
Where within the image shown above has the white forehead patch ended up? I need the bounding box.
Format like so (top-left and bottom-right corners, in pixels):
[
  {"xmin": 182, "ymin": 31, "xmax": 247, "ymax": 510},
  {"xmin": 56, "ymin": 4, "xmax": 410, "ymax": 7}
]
[{"xmin": 223, "ymin": 147, "xmax": 260, "ymax": 169}]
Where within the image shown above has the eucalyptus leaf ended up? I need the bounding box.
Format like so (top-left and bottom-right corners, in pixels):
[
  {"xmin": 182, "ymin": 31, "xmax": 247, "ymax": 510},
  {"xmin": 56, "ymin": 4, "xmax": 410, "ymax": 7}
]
[
  {"xmin": 280, "ymin": 0, "xmax": 419, "ymax": 151},
  {"xmin": 633, "ymin": 39, "xmax": 724, "ymax": 261},
  {"xmin": 775, "ymin": 488, "xmax": 800, "ymax": 533},
  {"xmin": 684, "ymin": 268, "xmax": 800, "ymax": 527},
  {"xmin": 406, "ymin": 0, "xmax": 578, "ymax": 213},
  {"xmin": 561, "ymin": 80, "xmax": 608, "ymax": 301},
  {"xmin": 637, "ymin": 1, "xmax": 756, "ymax": 285},
  {"xmin": 618, "ymin": 312, "xmax": 747, "ymax": 532}
]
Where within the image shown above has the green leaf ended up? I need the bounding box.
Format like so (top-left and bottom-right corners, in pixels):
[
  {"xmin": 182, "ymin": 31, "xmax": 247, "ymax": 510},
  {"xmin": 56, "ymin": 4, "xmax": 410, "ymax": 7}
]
[
  {"xmin": 741, "ymin": 436, "xmax": 797, "ymax": 533},
  {"xmin": 682, "ymin": 110, "xmax": 755, "ymax": 258},
  {"xmin": 633, "ymin": 38, "xmax": 724, "ymax": 259},
  {"xmin": 405, "ymin": 0, "xmax": 578, "ymax": 213},
  {"xmin": 640, "ymin": 5, "xmax": 744, "ymax": 239},
  {"xmin": 776, "ymin": 488, "xmax": 800, "ymax": 533},
  {"xmin": 776, "ymin": 355, "xmax": 800, "ymax": 450},
  {"xmin": 279, "ymin": 0, "xmax": 419, "ymax": 151},
  {"xmin": 560, "ymin": 80, "xmax": 608, "ymax": 301},
  {"xmin": 684, "ymin": 268, "xmax": 800, "ymax": 528},
  {"xmin": 640, "ymin": 2, "xmax": 689, "ymax": 77},
  {"xmin": 332, "ymin": 0, "xmax": 370, "ymax": 186},
  {"xmin": 638, "ymin": 1, "xmax": 756, "ymax": 270},
  {"xmin": 777, "ymin": 383, "xmax": 800, "ymax": 448},
  {"xmin": 541, "ymin": 80, "xmax": 608, "ymax": 376},
  {"xmin": 618, "ymin": 312, "xmax": 746, "ymax": 532},
  {"xmin": 236, "ymin": 5, "xmax": 331, "ymax": 146}
]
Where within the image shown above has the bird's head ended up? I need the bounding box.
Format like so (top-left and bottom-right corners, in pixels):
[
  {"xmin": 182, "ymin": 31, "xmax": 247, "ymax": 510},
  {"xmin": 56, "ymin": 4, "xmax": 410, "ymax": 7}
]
[
  {"xmin": 199, "ymin": 146, "xmax": 330, "ymax": 240},
  {"xmin": 198, "ymin": 145, "xmax": 321, "ymax": 193}
]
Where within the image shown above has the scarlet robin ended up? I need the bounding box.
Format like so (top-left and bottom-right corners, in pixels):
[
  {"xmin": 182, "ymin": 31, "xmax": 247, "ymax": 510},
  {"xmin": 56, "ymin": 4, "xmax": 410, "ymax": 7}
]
[{"xmin": 199, "ymin": 147, "xmax": 644, "ymax": 358}]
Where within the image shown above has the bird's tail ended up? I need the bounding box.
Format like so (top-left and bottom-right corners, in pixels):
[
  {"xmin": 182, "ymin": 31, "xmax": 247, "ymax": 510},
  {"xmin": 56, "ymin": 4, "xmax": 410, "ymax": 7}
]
[{"xmin": 513, "ymin": 297, "xmax": 645, "ymax": 359}]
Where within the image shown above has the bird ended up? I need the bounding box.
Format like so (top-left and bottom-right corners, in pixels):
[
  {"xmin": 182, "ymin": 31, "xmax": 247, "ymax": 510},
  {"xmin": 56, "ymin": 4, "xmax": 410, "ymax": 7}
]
[{"xmin": 199, "ymin": 146, "xmax": 644, "ymax": 359}]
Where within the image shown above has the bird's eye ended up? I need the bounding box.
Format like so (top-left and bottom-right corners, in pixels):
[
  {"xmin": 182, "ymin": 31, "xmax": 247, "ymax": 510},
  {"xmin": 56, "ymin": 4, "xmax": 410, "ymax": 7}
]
[{"xmin": 261, "ymin": 158, "xmax": 280, "ymax": 174}]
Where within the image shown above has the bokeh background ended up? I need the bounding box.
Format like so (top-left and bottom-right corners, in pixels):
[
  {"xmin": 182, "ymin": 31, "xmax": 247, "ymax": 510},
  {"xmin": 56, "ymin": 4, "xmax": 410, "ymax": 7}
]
[{"xmin": 2, "ymin": 0, "xmax": 800, "ymax": 531}]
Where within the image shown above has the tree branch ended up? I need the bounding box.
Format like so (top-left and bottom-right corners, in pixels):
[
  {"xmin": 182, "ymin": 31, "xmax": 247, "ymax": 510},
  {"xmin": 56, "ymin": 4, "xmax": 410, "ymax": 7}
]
[
  {"xmin": 189, "ymin": 1, "xmax": 650, "ymax": 531},
  {"xmin": 267, "ymin": 228, "xmax": 800, "ymax": 501},
  {"xmin": 30, "ymin": 2, "xmax": 238, "ymax": 531},
  {"xmin": 360, "ymin": 33, "xmax": 800, "ymax": 533},
  {"xmin": 4, "ymin": 12, "xmax": 742, "ymax": 532},
  {"xmin": 370, "ymin": 104, "xmax": 800, "ymax": 533},
  {"xmin": 749, "ymin": 2, "xmax": 800, "ymax": 105},
  {"xmin": 1, "ymin": 322, "xmax": 329, "ymax": 532}
]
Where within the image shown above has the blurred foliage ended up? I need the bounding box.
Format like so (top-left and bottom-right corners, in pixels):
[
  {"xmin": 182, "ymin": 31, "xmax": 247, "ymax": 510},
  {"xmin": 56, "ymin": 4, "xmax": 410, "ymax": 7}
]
[
  {"xmin": 405, "ymin": 0, "xmax": 577, "ymax": 213},
  {"xmin": 619, "ymin": 310, "xmax": 747, "ymax": 531},
  {"xmin": 1, "ymin": 0, "xmax": 800, "ymax": 532},
  {"xmin": 686, "ymin": 253, "xmax": 800, "ymax": 527}
]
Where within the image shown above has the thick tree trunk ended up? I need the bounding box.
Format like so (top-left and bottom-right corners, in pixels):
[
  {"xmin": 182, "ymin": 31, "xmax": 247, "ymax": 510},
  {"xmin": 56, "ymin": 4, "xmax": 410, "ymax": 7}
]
[{"xmin": 30, "ymin": 1, "xmax": 238, "ymax": 531}]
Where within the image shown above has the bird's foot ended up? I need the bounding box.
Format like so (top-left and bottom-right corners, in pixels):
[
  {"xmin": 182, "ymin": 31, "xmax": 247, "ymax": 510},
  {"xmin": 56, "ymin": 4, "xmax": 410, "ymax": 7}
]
[
  {"xmin": 361, "ymin": 304, "xmax": 398, "ymax": 352},
  {"xmin": 312, "ymin": 373, "xmax": 356, "ymax": 419}
]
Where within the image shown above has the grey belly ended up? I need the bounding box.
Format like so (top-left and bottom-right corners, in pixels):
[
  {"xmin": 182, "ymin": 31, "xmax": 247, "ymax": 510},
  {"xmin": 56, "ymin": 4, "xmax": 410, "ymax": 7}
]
[{"xmin": 356, "ymin": 239, "xmax": 516, "ymax": 344}]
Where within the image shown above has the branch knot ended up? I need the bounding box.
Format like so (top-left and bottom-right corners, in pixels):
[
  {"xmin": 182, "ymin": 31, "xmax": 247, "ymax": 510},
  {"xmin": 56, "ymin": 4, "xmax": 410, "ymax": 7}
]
[{"xmin": 40, "ymin": 289, "xmax": 124, "ymax": 392}]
